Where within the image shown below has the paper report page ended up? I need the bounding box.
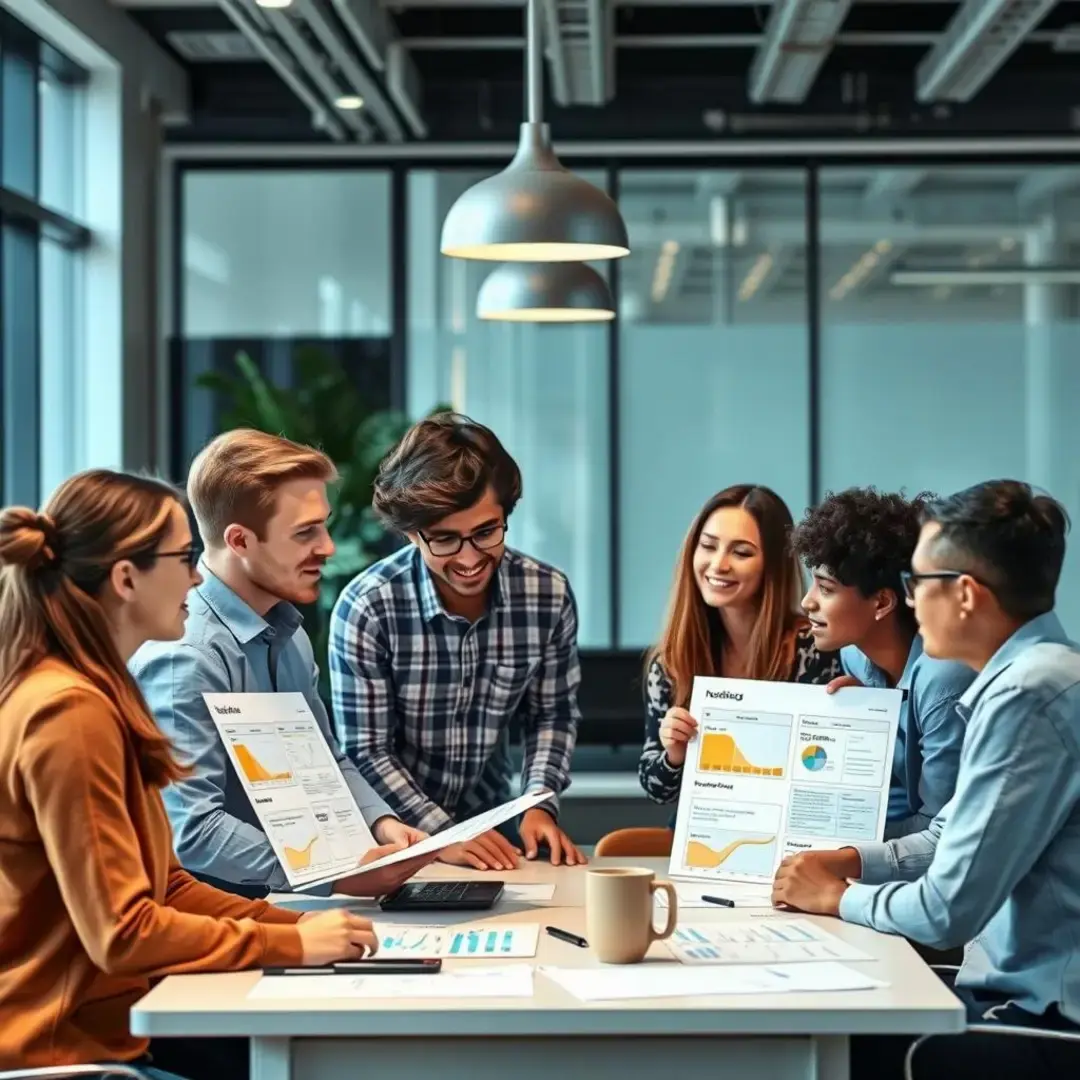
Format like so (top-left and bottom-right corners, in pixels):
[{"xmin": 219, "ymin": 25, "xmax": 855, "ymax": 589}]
[
  {"xmin": 669, "ymin": 677, "xmax": 901, "ymax": 885},
  {"xmin": 205, "ymin": 692, "xmax": 378, "ymax": 888}
]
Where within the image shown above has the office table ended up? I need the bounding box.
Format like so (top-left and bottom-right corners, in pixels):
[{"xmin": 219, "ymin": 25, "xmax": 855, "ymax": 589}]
[{"xmin": 130, "ymin": 858, "xmax": 964, "ymax": 1080}]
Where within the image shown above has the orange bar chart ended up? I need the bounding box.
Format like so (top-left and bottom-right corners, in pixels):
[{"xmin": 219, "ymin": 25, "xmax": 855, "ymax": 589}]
[{"xmin": 698, "ymin": 732, "xmax": 784, "ymax": 777}]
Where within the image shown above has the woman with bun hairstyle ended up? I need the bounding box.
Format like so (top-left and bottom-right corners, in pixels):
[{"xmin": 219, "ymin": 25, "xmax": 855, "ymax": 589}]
[
  {"xmin": 639, "ymin": 484, "xmax": 841, "ymax": 810},
  {"xmin": 0, "ymin": 471, "xmax": 377, "ymax": 1075}
]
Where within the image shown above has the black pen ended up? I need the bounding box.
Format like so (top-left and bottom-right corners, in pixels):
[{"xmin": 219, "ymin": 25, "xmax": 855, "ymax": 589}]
[
  {"xmin": 545, "ymin": 925, "xmax": 588, "ymax": 948},
  {"xmin": 702, "ymin": 895, "xmax": 735, "ymax": 908}
]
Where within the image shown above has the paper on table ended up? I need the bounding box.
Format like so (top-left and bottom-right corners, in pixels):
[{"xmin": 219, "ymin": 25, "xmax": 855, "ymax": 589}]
[
  {"xmin": 204, "ymin": 692, "xmax": 378, "ymax": 889},
  {"xmin": 665, "ymin": 919, "xmax": 873, "ymax": 965},
  {"xmin": 296, "ymin": 789, "xmax": 556, "ymax": 891},
  {"xmin": 540, "ymin": 961, "xmax": 887, "ymax": 1002},
  {"xmin": 249, "ymin": 965, "xmax": 534, "ymax": 1001},
  {"xmin": 501, "ymin": 883, "xmax": 557, "ymax": 903},
  {"xmin": 375, "ymin": 923, "xmax": 540, "ymax": 959},
  {"xmin": 655, "ymin": 882, "xmax": 772, "ymax": 909}
]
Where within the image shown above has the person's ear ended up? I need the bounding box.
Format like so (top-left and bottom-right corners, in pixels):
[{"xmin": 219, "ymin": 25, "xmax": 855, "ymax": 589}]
[
  {"xmin": 873, "ymin": 588, "xmax": 898, "ymax": 622},
  {"xmin": 406, "ymin": 531, "xmax": 421, "ymax": 549},
  {"xmin": 107, "ymin": 559, "xmax": 138, "ymax": 604},
  {"xmin": 957, "ymin": 575, "xmax": 982, "ymax": 619},
  {"xmin": 223, "ymin": 523, "xmax": 250, "ymax": 556}
]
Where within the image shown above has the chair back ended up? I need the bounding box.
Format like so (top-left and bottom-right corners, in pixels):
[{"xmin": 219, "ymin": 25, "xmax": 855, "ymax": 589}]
[{"xmin": 594, "ymin": 827, "xmax": 674, "ymax": 858}]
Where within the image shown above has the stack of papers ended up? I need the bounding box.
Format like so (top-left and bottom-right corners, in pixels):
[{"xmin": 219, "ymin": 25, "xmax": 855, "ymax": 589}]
[
  {"xmin": 665, "ymin": 920, "xmax": 872, "ymax": 965},
  {"xmin": 541, "ymin": 962, "xmax": 887, "ymax": 1002},
  {"xmin": 249, "ymin": 965, "xmax": 534, "ymax": 1001}
]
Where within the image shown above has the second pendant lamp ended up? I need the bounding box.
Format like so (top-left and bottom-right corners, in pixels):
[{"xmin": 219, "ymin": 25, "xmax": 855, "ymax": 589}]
[
  {"xmin": 440, "ymin": 0, "xmax": 629, "ymax": 263},
  {"xmin": 477, "ymin": 262, "xmax": 616, "ymax": 322}
]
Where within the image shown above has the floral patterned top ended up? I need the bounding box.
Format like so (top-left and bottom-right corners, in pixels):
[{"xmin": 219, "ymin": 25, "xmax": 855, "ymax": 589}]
[{"xmin": 638, "ymin": 626, "xmax": 841, "ymax": 806}]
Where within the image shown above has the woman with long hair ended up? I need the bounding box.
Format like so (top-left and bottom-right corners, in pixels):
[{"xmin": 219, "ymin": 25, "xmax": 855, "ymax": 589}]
[
  {"xmin": 0, "ymin": 470, "xmax": 376, "ymax": 1075},
  {"xmin": 639, "ymin": 484, "xmax": 840, "ymax": 807}
]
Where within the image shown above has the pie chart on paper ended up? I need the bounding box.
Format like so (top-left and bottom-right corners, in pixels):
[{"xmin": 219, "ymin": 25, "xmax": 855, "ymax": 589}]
[{"xmin": 801, "ymin": 744, "xmax": 828, "ymax": 772}]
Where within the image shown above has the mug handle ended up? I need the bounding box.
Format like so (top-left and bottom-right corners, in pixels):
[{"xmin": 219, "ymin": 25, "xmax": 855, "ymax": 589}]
[{"xmin": 649, "ymin": 880, "xmax": 678, "ymax": 942}]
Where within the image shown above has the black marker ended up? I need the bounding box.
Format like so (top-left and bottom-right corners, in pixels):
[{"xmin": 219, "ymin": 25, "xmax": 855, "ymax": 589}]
[
  {"xmin": 701, "ymin": 895, "xmax": 735, "ymax": 908},
  {"xmin": 545, "ymin": 925, "xmax": 588, "ymax": 948}
]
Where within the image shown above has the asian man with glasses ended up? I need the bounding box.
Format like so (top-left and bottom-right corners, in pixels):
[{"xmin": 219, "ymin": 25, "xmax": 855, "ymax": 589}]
[{"xmin": 328, "ymin": 413, "xmax": 587, "ymax": 871}]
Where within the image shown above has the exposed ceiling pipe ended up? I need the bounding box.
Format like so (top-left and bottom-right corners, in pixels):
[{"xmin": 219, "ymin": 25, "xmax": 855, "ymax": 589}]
[{"xmin": 218, "ymin": 0, "xmax": 347, "ymax": 141}]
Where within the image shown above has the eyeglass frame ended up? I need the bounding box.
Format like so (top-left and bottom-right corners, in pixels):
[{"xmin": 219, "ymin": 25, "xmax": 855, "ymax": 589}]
[
  {"xmin": 900, "ymin": 569, "xmax": 989, "ymax": 601},
  {"xmin": 150, "ymin": 546, "xmax": 202, "ymax": 570},
  {"xmin": 417, "ymin": 523, "xmax": 507, "ymax": 557}
]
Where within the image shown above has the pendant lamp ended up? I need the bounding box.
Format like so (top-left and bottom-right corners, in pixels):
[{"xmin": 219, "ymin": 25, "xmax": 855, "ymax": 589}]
[
  {"xmin": 440, "ymin": 0, "xmax": 629, "ymax": 263},
  {"xmin": 477, "ymin": 262, "xmax": 616, "ymax": 322}
]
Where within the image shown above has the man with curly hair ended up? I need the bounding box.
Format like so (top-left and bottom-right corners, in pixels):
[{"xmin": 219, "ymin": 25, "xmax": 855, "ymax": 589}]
[{"xmin": 791, "ymin": 488, "xmax": 973, "ymax": 839}]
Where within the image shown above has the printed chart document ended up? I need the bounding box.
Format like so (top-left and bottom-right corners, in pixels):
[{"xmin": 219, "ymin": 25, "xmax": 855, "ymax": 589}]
[
  {"xmin": 207, "ymin": 692, "xmax": 554, "ymax": 890},
  {"xmin": 249, "ymin": 965, "xmax": 534, "ymax": 1001},
  {"xmin": 670, "ymin": 677, "xmax": 901, "ymax": 886},
  {"xmin": 540, "ymin": 962, "xmax": 886, "ymax": 1002},
  {"xmin": 375, "ymin": 923, "xmax": 540, "ymax": 959},
  {"xmin": 665, "ymin": 920, "xmax": 872, "ymax": 965},
  {"xmin": 204, "ymin": 692, "xmax": 377, "ymax": 889}
]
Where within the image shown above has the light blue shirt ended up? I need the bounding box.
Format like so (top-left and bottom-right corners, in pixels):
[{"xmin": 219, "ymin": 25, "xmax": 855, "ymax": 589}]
[
  {"xmin": 839, "ymin": 612, "xmax": 1080, "ymax": 1022},
  {"xmin": 131, "ymin": 566, "xmax": 394, "ymax": 893},
  {"xmin": 841, "ymin": 636, "xmax": 972, "ymax": 838}
]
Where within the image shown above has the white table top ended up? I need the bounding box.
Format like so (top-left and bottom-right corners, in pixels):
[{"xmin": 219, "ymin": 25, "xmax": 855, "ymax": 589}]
[{"xmin": 131, "ymin": 858, "xmax": 964, "ymax": 1039}]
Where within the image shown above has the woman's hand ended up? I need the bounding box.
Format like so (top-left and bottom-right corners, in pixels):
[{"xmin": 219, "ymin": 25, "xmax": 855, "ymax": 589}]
[
  {"xmin": 296, "ymin": 909, "xmax": 378, "ymax": 965},
  {"xmin": 659, "ymin": 707, "xmax": 698, "ymax": 766}
]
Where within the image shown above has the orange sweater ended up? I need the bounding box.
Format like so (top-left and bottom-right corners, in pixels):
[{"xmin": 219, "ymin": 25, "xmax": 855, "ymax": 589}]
[{"xmin": 0, "ymin": 658, "xmax": 304, "ymax": 1068}]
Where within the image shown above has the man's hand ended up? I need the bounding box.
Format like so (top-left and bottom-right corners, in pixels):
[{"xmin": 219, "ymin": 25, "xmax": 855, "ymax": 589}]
[
  {"xmin": 825, "ymin": 675, "xmax": 863, "ymax": 694},
  {"xmin": 771, "ymin": 849, "xmax": 861, "ymax": 915},
  {"xmin": 519, "ymin": 807, "xmax": 586, "ymax": 866},
  {"xmin": 333, "ymin": 842, "xmax": 437, "ymax": 898},
  {"xmin": 438, "ymin": 829, "xmax": 521, "ymax": 871},
  {"xmin": 373, "ymin": 816, "xmax": 428, "ymax": 848}
]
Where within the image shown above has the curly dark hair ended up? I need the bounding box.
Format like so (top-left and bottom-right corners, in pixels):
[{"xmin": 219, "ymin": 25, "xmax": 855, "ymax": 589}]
[{"xmin": 791, "ymin": 488, "xmax": 935, "ymax": 628}]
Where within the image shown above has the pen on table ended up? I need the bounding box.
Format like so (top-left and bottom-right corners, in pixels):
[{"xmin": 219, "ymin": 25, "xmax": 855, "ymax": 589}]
[
  {"xmin": 545, "ymin": 925, "xmax": 588, "ymax": 948},
  {"xmin": 701, "ymin": 895, "xmax": 735, "ymax": 908}
]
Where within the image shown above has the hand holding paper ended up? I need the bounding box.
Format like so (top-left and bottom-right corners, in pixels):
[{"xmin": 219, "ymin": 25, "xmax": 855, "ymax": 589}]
[{"xmin": 333, "ymin": 843, "xmax": 439, "ymax": 898}]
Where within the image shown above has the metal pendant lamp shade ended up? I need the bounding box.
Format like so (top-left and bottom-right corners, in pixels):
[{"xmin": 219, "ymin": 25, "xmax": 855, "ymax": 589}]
[
  {"xmin": 440, "ymin": 0, "xmax": 629, "ymax": 263},
  {"xmin": 477, "ymin": 262, "xmax": 616, "ymax": 322}
]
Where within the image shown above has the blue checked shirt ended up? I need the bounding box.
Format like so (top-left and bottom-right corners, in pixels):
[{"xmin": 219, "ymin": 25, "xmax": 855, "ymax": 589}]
[{"xmin": 329, "ymin": 545, "xmax": 582, "ymax": 835}]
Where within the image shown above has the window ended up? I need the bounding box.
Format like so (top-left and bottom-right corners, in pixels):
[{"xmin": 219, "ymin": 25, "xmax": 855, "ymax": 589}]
[
  {"xmin": 406, "ymin": 170, "xmax": 613, "ymax": 648},
  {"xmin": 819, "ymin": 166, "xmax": 1080, "ymax": 633},
  {"xmin": 617, "ymin": 169, "xmax": 811, "ymax": 648},
  {"xmin": 0, "ymin": 12, "xmax": 88, "ymax": 506}
]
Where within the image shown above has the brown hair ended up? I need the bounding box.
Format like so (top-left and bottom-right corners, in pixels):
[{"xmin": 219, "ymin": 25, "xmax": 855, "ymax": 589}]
[
  {"xmin": 373, "ymin": 412, "xmax": 522, "ymax": 534},
  {"xmin": 0, "ymin": 470, "xmax": 188, "ymax": 787},
  {"xmin": 187, "ymin": 429, "xmax": 337, "ymax": 547},
  {"xmin": 650, "ymin": 484, "xmax": 804, "ymax": 707}
]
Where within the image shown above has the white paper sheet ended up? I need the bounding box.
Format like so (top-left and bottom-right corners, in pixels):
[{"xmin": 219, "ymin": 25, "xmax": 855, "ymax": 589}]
[
  {"xmin": 266, "ymin": 881, "xmax": 558, "ymax": 911},
  {"xmin": 655, "ymin": 882, "xmax": 773, "ymax": 909},
  {"xmin": 204, "ymin": 693, "xmax": 377, "ymax": 888},
  {"xmin": 669, "ymin": 678, "xmax": 901, "ymax": 886},
  {"xmin": 540, "ymin": 961, "xmax": 886, "ymax": 1002},
  {"xmin": 249, "ymin": 965, "xmax": 534, "ymax": 1001},
  {"xmin": 665, "ymin": 920, "xmax": 873, "ymax": 965},
  {"xmin": 375, "ymin": 923, "xmax": 539, "ymax": 959},
  {"xmin": 500, "ymin": 883, "xmax": 557, "ymax": 902}
]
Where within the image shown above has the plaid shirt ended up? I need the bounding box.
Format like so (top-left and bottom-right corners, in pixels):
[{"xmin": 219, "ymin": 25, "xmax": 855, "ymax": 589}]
[{"xmin": 328, "ymin": 544, "xmax": 582, "ymax": 834}]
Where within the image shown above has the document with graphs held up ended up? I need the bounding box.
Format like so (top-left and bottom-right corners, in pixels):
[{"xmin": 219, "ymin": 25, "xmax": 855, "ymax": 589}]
[{"xmin": 669, "ymin": 678, "xmax": 902, "ymax": 886}]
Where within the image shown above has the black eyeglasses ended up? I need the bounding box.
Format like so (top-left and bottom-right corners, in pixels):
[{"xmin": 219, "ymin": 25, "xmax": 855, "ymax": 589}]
[
  {"xmin": 900, "ymin": 570, "xmax": 968, "ymax": 601},
  {"xmin": 418, "ymin": 524, "xmax": 507, "ymax": 557},
  {"xmin": 152, "ymin": 547, "xmax": 202, "ymax": 570}
]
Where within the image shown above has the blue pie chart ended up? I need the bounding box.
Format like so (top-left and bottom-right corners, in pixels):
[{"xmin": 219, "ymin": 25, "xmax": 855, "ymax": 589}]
[{"xmin": 801, "ymin": 745, "xmax": 827, "ymax": 772}]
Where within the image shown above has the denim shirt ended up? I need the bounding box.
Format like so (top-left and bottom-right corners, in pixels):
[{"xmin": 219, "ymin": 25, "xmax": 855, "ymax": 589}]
[
  {"xmin": 840, "ymin": 612, "xmax": 1080, "ymax": 1023},
  {"xmin": 841, "ymin": 636, "xmax": 972, "ymax": 838},
  {"xmin": 131, "ymin": 567, "xmax": 394, "ymax": 893}
]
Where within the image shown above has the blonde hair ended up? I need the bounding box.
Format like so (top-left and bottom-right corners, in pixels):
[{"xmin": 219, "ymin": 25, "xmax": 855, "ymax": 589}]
[
  {"xmin": 188, "ymin": 429, "xmax": 338, "ymax": 547},
  {"xmin": 0, "ymin": 469, "xmax": 187, "ymax": 787}
]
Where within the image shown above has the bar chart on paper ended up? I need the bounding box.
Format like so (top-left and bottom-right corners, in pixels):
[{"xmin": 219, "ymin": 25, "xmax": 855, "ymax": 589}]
[
  {"xmin": 697, "ymin": 710, "xmax": 793, "ymax": 778},
  {"xmin": 445, "ymin": 925, "xmax": 540, "ymax": 959},
  {"xmin": 667, "ymin": 921, "xmax": 873, "ymax": 965}
]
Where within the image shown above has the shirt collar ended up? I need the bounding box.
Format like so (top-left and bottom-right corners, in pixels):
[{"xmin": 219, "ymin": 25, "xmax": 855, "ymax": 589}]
[
  {"xmin": 196, "ymin": 562, "xmax": 303, "ymax": 645},
  {"xmin": 898, "ymin": 633, "xmax": 924, "ymax": 690},
  {"xmin": 413, "ymin": 545, "xmax": 509, "ymax": 623},
  {"xmin": 958, "ymin": 610, "xmax": 1069, "ymax": 714}
]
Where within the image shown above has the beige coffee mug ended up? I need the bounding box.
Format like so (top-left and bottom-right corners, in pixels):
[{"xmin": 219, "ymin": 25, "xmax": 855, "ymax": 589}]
[{"xmin": 585, "ymin": 867, "xmax": 678, "ymax": 964}]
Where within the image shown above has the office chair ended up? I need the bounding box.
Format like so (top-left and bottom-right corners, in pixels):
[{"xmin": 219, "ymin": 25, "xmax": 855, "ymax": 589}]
[
  {"xmin": 0, "ymin": 1067, "xmax": 150, "ymax": 1080},
  {"xmin": 594, "ymin": 827, "xmax": 673, "ymax": 857},
  {"xmin": 903, "ymin": 965, "xmax": 1080, "ymax": 1080}
]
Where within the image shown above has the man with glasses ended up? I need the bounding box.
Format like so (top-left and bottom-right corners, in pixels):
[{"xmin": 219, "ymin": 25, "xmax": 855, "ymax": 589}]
[
  {"xmin": 132, "ymin": 429, "xmax": 431, "ymax": 902},
  {"xmin": 792, "ymin": 488, "xmax": 973, "ymax": 839},
  {"xmin": 772, "ymin": 479, "xmax": 1080, "ymax": 1079},
  {"xmin": 329, "ymin": 412, "xmax": 586, "ymax": 869}
]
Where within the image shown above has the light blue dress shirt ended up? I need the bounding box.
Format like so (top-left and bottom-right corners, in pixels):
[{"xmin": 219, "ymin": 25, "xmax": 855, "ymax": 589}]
[
  {"xmin": 839, "ymin": 612, "xmax": 1080, "ymax": 1022},
  {"xmin": 841, "ymin": 636, "xmax": 972, "ymax": 838},
  {"xmin": 131, "ymin": 566, "xmax": 394, "ymax": 893}
]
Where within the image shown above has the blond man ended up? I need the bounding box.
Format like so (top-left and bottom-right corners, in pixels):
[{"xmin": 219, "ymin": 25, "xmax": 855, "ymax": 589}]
[{"xmin": 132, "ymin": 429, "xmax": 428, "ymax": 899}]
